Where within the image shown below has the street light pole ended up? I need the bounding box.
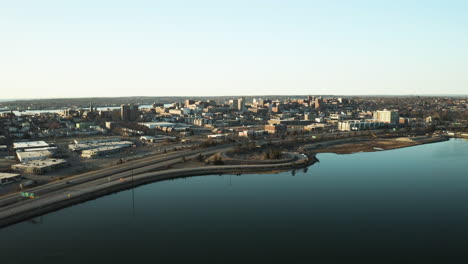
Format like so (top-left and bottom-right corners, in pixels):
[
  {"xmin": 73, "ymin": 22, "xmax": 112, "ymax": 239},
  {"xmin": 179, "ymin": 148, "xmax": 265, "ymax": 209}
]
[{"xmin": 132, "ymin": 167, "xmax": 135, "ymax": 217}]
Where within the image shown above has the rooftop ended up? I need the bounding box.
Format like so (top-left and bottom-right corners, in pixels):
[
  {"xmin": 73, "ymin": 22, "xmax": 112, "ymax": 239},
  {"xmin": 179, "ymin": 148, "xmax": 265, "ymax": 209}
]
[
  {"xmin": 81, "ymin": 145, "xmax": 127, "ymax": 154},
  {"xmin": 23, "ymin": 147, "xmax": 57, "ymax": 152},
  {"xmin": 17, "ymin": 150, "xmax": 53, "ymax": 162},
  {"xmin": 13, "ymin": 141, "xmax": 49, "ymax": 149},
  {"xmin": 139, "ymin": 122, "xmax": 190, "ymax": 128},
  {"xmin": 69, "ymin": 141, "xmax": 133, "ymax": 151},
  {"xmin": 13, "ymin": 159, "xmax": 67, "ymax": 168},
  {"xmin": 0, "ymin": 173, "xmax": 21, "ymax": 180}
]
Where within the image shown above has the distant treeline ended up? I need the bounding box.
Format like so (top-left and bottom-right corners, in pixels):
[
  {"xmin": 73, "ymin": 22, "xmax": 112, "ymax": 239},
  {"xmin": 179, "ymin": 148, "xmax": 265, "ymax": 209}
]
[{"xmin": 0, "ymin": 95, "xmax": 313, "ymax": 110}]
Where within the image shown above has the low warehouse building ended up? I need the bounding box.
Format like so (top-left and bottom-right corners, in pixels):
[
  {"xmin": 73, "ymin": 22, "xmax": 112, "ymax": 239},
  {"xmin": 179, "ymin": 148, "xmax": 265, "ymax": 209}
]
[
  {"xmin": 73, "ymin": 138, "xmax": 121, "ymax": 145},
  {"xmin": 81, "ymin": 146, "xmax": 128, "ymax": 158},
  {"xmin": 12, "ymin": 159, "xmax": 68, "ymax": 175},
  {"xmin": 13, "ymin": 141, "xmax": 50, "ymax": 150},
  {"xmin": 140, "ymin": 135, "xmax": 177, "ymax": 143},
  {"xmin": 23, "ymin": 146, "xmax": 57, "ymax": 152},
  {"xmin": 0, "ymin": 173, "xmax": 22, "ymax": 185},
  {"xmin": 16, "ymin": 150, "xmax": 53, "ymax": 163},
  {"xmin": 69, "ymin": 141, "xmax": 132, "ymax": 152}
]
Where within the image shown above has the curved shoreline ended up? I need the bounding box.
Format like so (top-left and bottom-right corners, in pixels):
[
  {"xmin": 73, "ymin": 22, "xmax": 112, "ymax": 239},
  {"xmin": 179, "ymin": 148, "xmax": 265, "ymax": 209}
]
[
  {"xmin": 304, "ymin": 135, "xmax": 449, "ymax": 154},
  {"xmin": 0, "ymin": 136, "xmax": 448, "ymax": 229},
  {"xmin": 0, "ymin": 157, "xmax": 315, "ymax": 229}
]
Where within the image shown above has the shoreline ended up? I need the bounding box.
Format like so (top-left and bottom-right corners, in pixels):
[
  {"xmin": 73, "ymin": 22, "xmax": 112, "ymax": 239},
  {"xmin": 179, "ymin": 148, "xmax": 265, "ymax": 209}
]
[
  {"xmin": 0, "ymin": 157, "xmax": 316, "ymax": 228},
  {"xmin": 0, "ymin": 136, "xmax": 448, "ymax": 229},
  {"xmin": 305, "ymin": 135, "xmax": 449, "ymax": 154}
]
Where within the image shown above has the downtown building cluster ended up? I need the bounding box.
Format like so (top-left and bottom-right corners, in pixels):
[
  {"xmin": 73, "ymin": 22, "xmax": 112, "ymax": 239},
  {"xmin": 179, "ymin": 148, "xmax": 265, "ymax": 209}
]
[{"xmin": 0, "ymin": 96, "xmax": 466, "ymax": 178}]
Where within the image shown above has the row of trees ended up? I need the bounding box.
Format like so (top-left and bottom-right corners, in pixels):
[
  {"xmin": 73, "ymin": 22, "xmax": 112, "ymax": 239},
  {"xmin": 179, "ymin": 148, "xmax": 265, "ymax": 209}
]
[
  {"xmin": 263, "ymin": 149, "xmax": 282, "ymax": 159},
  {"xmin": 400, "ymin": 109, "xmax": 468, "ymax": 122}
]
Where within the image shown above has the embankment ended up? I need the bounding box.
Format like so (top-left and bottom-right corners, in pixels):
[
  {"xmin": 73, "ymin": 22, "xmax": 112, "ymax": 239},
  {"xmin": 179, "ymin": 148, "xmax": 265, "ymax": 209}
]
[{"xmin": 0, "ymin": 156, "xmax": 315, "ymax": 229}]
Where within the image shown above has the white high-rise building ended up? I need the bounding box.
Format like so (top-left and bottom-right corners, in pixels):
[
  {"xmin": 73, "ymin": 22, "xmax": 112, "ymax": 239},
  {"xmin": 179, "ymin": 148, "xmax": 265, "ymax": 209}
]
[{"xmin": 374, "ymin": 109, "xmax": 399, "ymax": 123}]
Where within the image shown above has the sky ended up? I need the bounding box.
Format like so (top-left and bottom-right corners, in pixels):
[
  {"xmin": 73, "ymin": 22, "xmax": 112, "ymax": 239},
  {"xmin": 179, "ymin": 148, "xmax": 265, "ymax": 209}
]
[{"xmin": 1, "ymin": 0, "xmax": 467, "ymax": 99}]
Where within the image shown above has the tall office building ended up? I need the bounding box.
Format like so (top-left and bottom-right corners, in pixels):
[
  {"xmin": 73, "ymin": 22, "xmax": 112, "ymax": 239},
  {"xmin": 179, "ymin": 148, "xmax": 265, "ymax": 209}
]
[
  {"xmin": 130, "ymin": 104, "xmax": 139, "ymax": 121},
  {"xmin": 185, "ymin": 99, "xmax": 194, "ymax": 107},
  {"xmin": 121, "ymin": 104, "xmax": 130, "ymax": 121},
  {"xmin": 237, "ymin": 97, "xmax": 245, "ymax": 111},
  {"xmin": 121, "ymin": 104, "xmax": 139, "ymax": 121},
  {"xmin": 314, "ymin": 98, "xmax": 322, "ymax": 109},
  {"xmin": 229, "ymin": 99, "xmax": 238, "ymax": 109}
]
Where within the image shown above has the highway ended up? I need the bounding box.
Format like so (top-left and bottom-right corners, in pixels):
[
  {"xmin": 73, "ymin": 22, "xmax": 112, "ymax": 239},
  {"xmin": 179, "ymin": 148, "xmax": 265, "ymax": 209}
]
[
  {"xmin": 0, "ymin": 134, "xmax": 360, "ymax": 210},
  {"xmin": 0, "ymin": 135, "xmax": 323, "ymax": 228},
  {"xmin": 0, "ymin": 144, "xmax": 232, "ymax": 209},
  {"xmin": 0, "ymin": 152, "xmax": 311, "ymax": 228}
]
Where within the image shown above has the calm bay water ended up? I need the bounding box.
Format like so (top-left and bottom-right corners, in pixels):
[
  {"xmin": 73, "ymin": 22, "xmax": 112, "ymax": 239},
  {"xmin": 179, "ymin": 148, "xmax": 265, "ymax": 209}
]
[{"xmin": 1, "ymin": 139, "xmax": 467, "ymax": 263}]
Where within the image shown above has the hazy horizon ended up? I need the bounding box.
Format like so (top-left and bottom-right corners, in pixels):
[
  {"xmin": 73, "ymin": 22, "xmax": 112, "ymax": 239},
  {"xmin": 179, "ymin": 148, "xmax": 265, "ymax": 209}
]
[
  {"xmin": 1, "ymin": 93, "xmax": 467, "ymax": 103},
  {"xmin": 1, "ymin": 1, "xmax": 467, "ymax": 99}
]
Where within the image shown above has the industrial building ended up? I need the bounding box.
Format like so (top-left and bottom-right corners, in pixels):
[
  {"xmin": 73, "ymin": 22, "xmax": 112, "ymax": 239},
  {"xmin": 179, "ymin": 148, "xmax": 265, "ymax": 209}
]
[
  {"xmin": 81, "ymin": 146, "xmax": 128, "ymax": 158},
  {"xmin": 0, "ymin": 173, "xmax": 22, "ymax": 185},
  {"xmin": 13, "ymin": 141, "xmax": 50, "ymax": 150},
  {"xmin": 140, "ymin": 135, "xmax": 177, "ymax": 143},
  {"xmin": 73, "ymin": 138, "xmax": 122, "ymax": 145},
  {"xmin": 69, "ymin": 141, "xmax": 133, "ymax": 152},
  {"xmin": 12, "ymin": 159, "xmax": 68, "ymax": 175},
  {"xmin": 22, "ymin": 146, "xmax": 57, "ymax": 152},
  {"xmin": 12, "ymin": 140, "xmax": 57, "ymax": 164},
  {"xmin": 16, "ymin": 150, "xmax": 53, "ymax": 163}
]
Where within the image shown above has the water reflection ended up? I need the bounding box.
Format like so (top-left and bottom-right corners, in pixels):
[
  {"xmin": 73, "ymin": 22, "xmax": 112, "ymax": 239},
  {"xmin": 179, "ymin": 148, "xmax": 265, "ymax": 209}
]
[{"xmin": 1, "ymin": 139, "xmax": 467, "ymax": 264}]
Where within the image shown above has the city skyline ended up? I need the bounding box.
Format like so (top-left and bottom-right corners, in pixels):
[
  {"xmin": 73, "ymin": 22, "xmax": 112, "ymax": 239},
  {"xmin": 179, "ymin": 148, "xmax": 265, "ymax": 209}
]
[
  {"xmin": 1, "ymin": 2, "xmax": 467, "ymax": 261},
  {"xmin": 1, "ymin": 0, "xmax": 467, "ymax": 99}
]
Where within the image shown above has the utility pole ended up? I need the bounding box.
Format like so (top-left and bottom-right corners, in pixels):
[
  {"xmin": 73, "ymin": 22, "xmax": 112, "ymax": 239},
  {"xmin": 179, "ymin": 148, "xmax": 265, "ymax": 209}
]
[{"xmin": 132, "ymin": 167, "xmax": 135, "ymax": 217}]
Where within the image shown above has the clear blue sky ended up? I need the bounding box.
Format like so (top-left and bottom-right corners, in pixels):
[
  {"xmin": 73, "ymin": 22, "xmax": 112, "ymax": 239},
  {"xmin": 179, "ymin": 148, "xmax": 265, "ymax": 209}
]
[{"xmin": 1, "ymin": 0, "xmax": 467, "ymax": 99}]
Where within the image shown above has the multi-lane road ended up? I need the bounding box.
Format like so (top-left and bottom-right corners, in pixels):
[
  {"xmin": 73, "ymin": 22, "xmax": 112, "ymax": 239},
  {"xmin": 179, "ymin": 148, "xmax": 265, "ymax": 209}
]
[
  {"xmin": 0, "ymin": 144, "xmax": 232, "ymax": 213},
  {"xmin": 0, "ymin": 151, "xmax": 311, "ymax": 228},
  {"xmin": 0, "ymin": 136, "xmax": 320, "ymax": 228}
]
